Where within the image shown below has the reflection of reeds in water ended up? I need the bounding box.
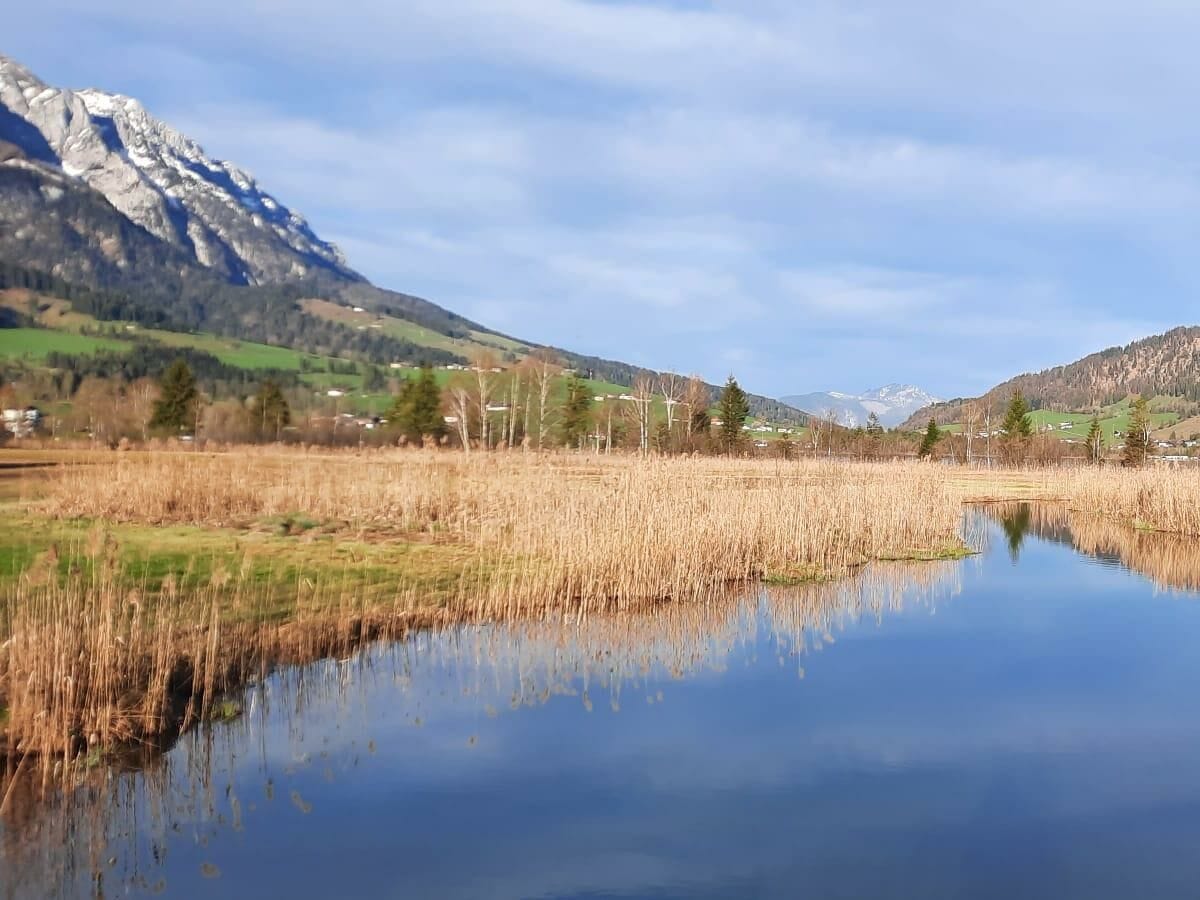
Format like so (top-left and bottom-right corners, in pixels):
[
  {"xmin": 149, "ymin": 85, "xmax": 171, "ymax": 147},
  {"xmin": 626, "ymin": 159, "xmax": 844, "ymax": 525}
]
[
  {"xmin": 0, "ymin": 531, "xmax": 450, "ymax": 788},
  {"xmin": 393, "ymin": 560, "xmax": 962, "ymax": 710},
  {"xmin": 0, "ymin": 560, "xmax": 962, "ymax": 898},
  {"xmin": 979, "ymin": 502, "xmax": 1200, "ymax": 593},
  {"xmin": 3, "ymin": 452, "xmax": 969, "ymax": 786}
]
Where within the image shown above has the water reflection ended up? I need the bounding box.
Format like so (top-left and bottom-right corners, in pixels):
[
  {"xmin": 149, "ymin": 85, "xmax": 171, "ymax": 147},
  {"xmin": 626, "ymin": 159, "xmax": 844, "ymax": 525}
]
[
  {"xmin": 981, "ymin": 501, "xmax": 1200, "ymax": 592},
  {"xmin": 12, "ymin": 508, "xmax": 1200, "ymax": 898},
  {"xmin": 998, "ymin": 503, "xmax": 1032, "ymax": 562},
  {"xmin": 1, "ymin": 561, "xmax": 961, "ymax": 899}
]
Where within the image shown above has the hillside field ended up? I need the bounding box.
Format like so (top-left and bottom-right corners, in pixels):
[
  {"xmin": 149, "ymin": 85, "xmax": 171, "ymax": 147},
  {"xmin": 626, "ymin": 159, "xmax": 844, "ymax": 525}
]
[
  {"xmin": 0, "ymin": 327, "xmax": 126, "ymax": 360},
  {"xmin": 941, "ymin": 399, "xmax": 1181, "ymax": 446}
]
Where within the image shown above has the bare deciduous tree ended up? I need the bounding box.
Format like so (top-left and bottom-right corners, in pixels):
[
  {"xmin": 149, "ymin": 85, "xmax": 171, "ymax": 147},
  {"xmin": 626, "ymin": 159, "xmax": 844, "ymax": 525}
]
[
  {"xmin": 658, "ymin": 372, "xmax": 684, "ymax": 441},
  {"xmin": 629, "ymin": 376, "xmax": 655, "ymax": 453},
  {"xmin": 504, "ymin": 367, "xmax": 526, "ymax": 450},
  {"xmin": 446, "ymin": 381, "xmax": 474, "ymax": 453},
  {"xmin": 71, "ymin": 377, "xmax": 120, "ymax": 445},
  {"xmin": 129, "ymin": 377, "xmax": 159, "ymax": 443},
  {"xmin": 528, "ymin": 349, "xmax": 562, "ymax": 450},
  {"xmin": 962, "ymin": 401, "xmax": 978, "ymax": 465},
  {"xmin": 472, "ymin": 351, "xmax": 499, "ymax": 450},
  {"xmin": 682, "ymin": 375, "xmax": 709, "ymax": 441},
  {"xmin": 819, "ymin": 407, "xmax": 841, "ymax": 457}
]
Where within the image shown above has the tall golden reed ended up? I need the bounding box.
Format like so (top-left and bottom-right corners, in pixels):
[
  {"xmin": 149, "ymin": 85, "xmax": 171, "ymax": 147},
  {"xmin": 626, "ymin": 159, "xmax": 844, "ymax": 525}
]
[
  {"xmin": 42, "ymin": 450, "xmax": 967, "ymax": 609},
  {"xmin": 1, "ymin": 451, "xmax": 969, "ymax": 774}
]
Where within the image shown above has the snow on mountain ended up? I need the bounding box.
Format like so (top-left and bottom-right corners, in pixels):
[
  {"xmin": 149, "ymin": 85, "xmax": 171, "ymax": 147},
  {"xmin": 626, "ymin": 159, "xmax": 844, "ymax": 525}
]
[
  {"xmin": 780, "ymin": 384, "xmax": 942, "ymax": 428},
  {"xmin": 0, "ymin": 54, "xmax": 357, "ymax": 285}
]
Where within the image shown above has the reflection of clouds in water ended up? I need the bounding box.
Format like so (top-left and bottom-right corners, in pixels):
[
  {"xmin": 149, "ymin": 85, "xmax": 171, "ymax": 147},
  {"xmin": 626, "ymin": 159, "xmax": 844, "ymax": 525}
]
[
  {"xmin": 12, "ymin": 518, "xmax": 1200, "ymax": 898},
  {"xmin": 1, "ymin": 561, "xmax": 963, "ymax": 898}
]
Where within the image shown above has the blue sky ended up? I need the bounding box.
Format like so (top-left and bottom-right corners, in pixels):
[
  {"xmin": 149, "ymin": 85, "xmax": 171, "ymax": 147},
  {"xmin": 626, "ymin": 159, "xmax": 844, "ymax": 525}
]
[{"xmin": 8, "ymin": 1, "xmax": 1199, "ymax": 399}]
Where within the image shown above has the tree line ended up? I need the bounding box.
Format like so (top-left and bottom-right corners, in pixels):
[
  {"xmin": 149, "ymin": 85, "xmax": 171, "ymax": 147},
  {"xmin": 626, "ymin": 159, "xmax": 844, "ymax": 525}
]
[
  {"xmin": 914, "ymin": 390, "xmax": 1158, "ymax": 467},
  {"xmin": 383, "ymin": 352, "xmax": 759, "ymax": 455}
]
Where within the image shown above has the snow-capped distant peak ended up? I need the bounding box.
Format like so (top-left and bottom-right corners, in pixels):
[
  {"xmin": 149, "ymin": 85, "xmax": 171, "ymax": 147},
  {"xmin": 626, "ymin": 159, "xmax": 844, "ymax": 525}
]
[{"xmin": 780, "ymin": 383, "xmax": 942, "ymax": 428}]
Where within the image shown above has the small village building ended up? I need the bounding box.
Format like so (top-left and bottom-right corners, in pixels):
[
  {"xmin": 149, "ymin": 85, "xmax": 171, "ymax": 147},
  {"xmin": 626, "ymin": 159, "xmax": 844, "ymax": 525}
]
[{"xmin": 1, "ymin": 406, "xmax": 41, "ymax": 438}]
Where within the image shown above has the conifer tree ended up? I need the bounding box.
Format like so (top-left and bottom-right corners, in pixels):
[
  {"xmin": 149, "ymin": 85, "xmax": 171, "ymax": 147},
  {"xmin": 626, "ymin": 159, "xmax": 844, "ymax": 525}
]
[
  {"xmin": 388, "ymin": 364, "xmax": 445, "ymax": 444},
  {"xmin": 1123, "ymin": 397, "xmax": 1151, "ymax": 467},
  {"xmin": 1000, "ymin": 390, "xmax": 1034, "ymax": 464},
  {"xmin": 918, "ymin": 418, "xmax": 941, "ymax": 458},
  {"xmin": 1085, "ymin": 414, "xmax": 1104, "ymax": 464},
  {"xmin": 150, "ymin": 358, "xmax": 197, "ymax": 433},
  {"xmin": 717, "ymin": 375, "xmax": 750, "ymax": 454},
  {"xmin": 560, "ymin": 374, "xmax": 593, "ymax": 448},
  {"xmin": 1001, "ymin": 390, "xmax": 1034, "ymax": 439}
]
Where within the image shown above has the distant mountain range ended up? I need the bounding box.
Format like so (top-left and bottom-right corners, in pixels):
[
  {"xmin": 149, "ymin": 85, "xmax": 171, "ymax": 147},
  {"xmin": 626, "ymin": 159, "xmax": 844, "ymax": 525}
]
[
  {"xmin": 900, "ymin": 326, "xmax": 1200, "ymax": 429},
  {"xmin": 0, "ymin": 53, "xmax": 805, "ymax": 423},
  {"xmin": 781, "ymin": 384, "xmax": 941, "ymax": 428}
]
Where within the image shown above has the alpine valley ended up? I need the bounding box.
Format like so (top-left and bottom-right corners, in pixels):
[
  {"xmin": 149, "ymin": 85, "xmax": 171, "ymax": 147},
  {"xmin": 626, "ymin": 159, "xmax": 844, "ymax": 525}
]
[{"xmin": 0, "ymin": 53, "xmax": 804, "ymax": 423}]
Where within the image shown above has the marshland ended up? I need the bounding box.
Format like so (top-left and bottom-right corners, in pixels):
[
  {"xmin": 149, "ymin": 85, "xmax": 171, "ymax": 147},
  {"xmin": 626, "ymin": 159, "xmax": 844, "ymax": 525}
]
[{"xmin": 8, "ymin": 449, "xmax": 1200, "ymax": 896}]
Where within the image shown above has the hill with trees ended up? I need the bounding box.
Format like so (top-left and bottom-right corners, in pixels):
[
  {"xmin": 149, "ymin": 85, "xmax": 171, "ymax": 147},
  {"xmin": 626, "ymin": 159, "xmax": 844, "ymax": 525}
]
[{"xmin": 902, "ymin": 326, "xmax": 1200, "ymax": 428}]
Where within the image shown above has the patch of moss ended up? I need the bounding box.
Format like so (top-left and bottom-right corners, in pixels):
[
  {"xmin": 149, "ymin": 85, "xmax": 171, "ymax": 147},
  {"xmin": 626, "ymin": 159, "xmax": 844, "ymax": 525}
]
[
  {"xmin": 208, "ymin": 700, "xmax": 243, "ymax": 722},
  {"xmin": 265, "ymin": 514, "xmax": 324, "ymax": 537},
  {"xmin": 878, "ymin": 543, "xmax": 976, "ymax": 562},
  {"xmin": 762, "ymin": 564, "xmax": 829, "ymax": 586}
]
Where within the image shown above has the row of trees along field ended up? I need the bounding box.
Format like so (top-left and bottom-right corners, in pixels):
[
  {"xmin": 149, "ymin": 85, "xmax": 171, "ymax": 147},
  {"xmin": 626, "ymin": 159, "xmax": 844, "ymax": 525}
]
[
  {"xmin": 387, "ymin": 353, "xmax": 754, "ymax": 454},
  {"xmin": 1, "ymin": 346, "xmax": 760, "ymax": 452},
  {"xmin": 913, "ymin": 390, "xmax": 1158, "ymax": 467},
  {"xmin": 0, "ymin": 344, "xmax": 1163, "ymax": 466}
]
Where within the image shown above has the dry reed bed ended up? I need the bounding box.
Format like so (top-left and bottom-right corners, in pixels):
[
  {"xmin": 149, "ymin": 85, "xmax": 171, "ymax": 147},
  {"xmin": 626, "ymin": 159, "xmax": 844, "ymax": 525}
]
[
  {"xmin": 42, "ymin": 451, "xmax": 968, "ymax": 610},
  {"xmin": 0, "ymin": 538, "xmax": 458, "ymax": 783},
  {"xmin": 0, "ymin": 452, "xmax": 969, "ymax": 779},
  {"xmin": 1054, "ymin": 466, "xmax": 1200, "ymax": 535}
]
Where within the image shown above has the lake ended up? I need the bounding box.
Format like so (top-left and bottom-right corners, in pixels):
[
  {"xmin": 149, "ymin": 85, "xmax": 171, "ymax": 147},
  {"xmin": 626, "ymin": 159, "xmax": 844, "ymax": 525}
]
[{"xmin": 6, "ymin": 504, "xmax": 1200, "ymax": 898}]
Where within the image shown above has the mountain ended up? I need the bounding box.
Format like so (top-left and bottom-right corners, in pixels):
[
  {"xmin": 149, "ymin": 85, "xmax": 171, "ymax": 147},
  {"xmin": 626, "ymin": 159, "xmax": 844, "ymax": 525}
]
[
  {"xmin": 0, "ymin": 53, "xmax": 807, "ymax": 423},
  {"xmin": 0, "ymin": 139, "xmax": 198, "ymax": 286},
  {"xmin": 781, "ymin": 384, "xmax": 940, "ymax": 428},
  {"xmin": 901, "ymin": 326, "xmax": 1200, "ymax": 428},
  {"xmin": 0, "ymin": 55, "xmax": 355, "ymax": 285}
]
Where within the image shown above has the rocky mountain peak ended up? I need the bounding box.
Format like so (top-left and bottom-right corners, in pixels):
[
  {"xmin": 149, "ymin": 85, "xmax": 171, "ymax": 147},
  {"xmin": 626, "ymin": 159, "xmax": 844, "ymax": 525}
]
[
  {"xmin": 0, "ymin": 53, "xmax": 358, "ymax": 286},
  {"xmin": 781, "ymin": 383, "xmax": 942, "ymax": 428}
]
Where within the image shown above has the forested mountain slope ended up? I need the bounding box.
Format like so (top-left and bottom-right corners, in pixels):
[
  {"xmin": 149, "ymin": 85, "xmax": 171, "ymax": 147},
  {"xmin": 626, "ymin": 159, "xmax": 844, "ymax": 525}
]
[{"xmin": 903, "ymin": 326, "xmax": 1200, "ymax": 427}]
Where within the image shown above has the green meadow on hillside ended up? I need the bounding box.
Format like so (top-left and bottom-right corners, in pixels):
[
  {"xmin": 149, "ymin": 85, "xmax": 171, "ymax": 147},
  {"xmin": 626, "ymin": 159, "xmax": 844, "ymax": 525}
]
[
  {"xmin": 942, "ymin": 399, "xmax": 1182, "ymax": 446},
  {"xmin": 0, "ymin": 328, "xmax": 126, "ymax": 360},
  {"xmin": 300, "ymin": 298, "xmax": 529, "ymax": 359}
]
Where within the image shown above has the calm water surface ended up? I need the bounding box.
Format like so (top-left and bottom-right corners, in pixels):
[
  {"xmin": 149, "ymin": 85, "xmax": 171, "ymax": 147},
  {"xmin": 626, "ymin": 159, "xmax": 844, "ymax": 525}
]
[{"xmin": 6, "ymin": 505, "xmax": 1200, "ymax": 898}]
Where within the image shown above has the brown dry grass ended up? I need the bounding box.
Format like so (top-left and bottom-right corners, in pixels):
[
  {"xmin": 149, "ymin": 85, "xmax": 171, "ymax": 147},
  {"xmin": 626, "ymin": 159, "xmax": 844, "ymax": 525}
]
[
  {"xmin": 1056, "ymin": 466, "xmax": 1200, "ymax": 535},
  {"xmin": 40, "ymin": 450, "xmax": 969, "ymax": 608}
]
